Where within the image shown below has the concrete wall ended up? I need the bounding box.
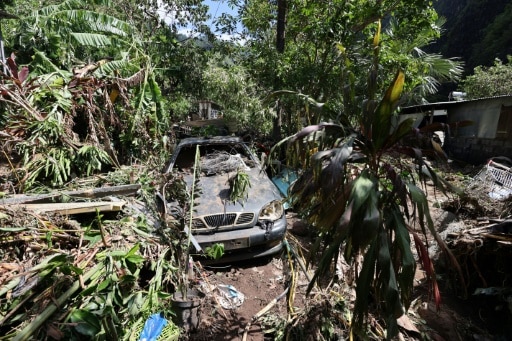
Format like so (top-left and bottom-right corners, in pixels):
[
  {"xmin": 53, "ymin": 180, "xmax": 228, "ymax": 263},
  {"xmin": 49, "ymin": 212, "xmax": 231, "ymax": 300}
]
[
  {"xmin": 445, "ymin": 96, "xmax": 512, "ymax": 164},
  {"xmin": 446, "ymin": 136, "xmax": 512, "ymax": 164}
]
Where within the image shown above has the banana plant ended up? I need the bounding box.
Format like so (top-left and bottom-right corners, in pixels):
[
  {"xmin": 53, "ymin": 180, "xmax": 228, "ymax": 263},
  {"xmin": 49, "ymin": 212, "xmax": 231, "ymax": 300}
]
[
  {"xmin": 1, "ymin": 0, "xmax": 171, "ymax": 191},
  {"xmin": 269, "ymin": 22, "xmax": 465, "ymax": 339}
]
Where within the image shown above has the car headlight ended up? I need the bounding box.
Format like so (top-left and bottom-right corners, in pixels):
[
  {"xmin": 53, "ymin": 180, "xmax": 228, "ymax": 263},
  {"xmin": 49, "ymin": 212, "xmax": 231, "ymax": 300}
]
[{"xmin": 259, "ymin": 200, "xmax": 284, "ymax": 221}]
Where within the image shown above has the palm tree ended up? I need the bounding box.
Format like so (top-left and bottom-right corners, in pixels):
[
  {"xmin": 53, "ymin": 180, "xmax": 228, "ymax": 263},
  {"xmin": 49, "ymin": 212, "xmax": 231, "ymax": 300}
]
[{"xmin": 382, "ymin": 18, "xmax": 464, "ymax": 104}]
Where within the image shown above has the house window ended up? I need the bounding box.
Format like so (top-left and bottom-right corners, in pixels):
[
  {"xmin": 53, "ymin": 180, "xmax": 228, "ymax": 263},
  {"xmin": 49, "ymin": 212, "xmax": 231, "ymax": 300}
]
[{"xmin": 496, "ymin": 105, "xmax": 512, "ymax": 140}]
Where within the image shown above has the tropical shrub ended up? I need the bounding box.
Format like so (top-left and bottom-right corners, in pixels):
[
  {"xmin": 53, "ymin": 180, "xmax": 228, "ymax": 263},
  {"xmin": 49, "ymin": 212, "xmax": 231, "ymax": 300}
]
[
  {"xmin": 460, "ymin": 56, "xmax": 512, "ymax": 99},
  {"xmin": 269, "ymin": 23, "xmax": 464, "ymax": 339}
]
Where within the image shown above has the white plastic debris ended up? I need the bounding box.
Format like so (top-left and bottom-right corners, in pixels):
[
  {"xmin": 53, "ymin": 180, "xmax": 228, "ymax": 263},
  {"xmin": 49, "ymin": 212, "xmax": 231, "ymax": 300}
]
[
  {"xmin": 216, "ymin": 284, "xmax": 245, "ymax": 309},
  {"xmin": 472, "ymin": 159, "xmax": 512, "ymax": 200}
]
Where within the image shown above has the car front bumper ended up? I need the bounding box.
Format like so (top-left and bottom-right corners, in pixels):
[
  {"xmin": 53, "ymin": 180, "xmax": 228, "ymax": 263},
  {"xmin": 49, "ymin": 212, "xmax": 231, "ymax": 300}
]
[{"xmin": 192, "ymin": 214, "xmax": 287, "ymax": 263}]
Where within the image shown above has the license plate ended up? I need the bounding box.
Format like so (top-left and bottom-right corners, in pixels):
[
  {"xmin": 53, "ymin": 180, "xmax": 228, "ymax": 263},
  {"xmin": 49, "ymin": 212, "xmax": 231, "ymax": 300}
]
[{"xmin": 223, "ymin": 238, "xmax": 249, "ymax": 250}]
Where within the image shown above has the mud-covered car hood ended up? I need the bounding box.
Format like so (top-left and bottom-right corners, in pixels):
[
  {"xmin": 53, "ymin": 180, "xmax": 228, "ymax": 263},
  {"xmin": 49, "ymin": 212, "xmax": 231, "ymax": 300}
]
[
  {"xmin": 163, "ymin": 136, "xmax": 285, "ymax": 232},
  {"xmin": 182, "ymin": 166, "xmax": 283, "ymax": 217}
]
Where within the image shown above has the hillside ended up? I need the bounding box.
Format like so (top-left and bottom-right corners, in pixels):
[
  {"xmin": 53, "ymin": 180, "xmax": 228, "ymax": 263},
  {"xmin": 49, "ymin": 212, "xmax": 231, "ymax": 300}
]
[{"xmin": 433, "ymin": 0, "xmax": 512, "ymax": 71}]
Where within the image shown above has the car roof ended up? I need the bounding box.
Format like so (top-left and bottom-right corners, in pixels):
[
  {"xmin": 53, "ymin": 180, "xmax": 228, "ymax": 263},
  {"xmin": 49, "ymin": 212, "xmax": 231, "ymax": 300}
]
[{"xmin": 177, "ymin": 136, "xmax": 244, "ymax": 146}]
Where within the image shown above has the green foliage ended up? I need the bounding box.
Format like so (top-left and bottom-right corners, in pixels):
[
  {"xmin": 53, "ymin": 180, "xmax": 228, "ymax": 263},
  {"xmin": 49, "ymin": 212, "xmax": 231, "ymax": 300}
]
[
  {"xmin": 381, "ymin": 18, "xmax": 464, "ymax": 103},
  {"xmin": 2, "ymin": 60, "xmax": 116, "ymax": 189},
  {"xmin": 228, "ymin": 169, "xmax": 251, "ymax": 204},
  {"xmin": 201, "ymin": 54, "xmax": 270, "ymax": 133},
  {"xmin": 0, "ymin": 2, "xmax": 174, "ymax": 190},
  {"xmin": 205, "ymin": 243, "xmax": 225, "ymax": 260},
  {"xmin": 234, "ymin": 0, "xmax": 461, "ymax": 135},
  {"xmin": 22, "ymin": 147, "xmax": 73, "ymax": 188},
  {"xmin": 460, "ymin": 56, "xmax": 512, "ymax": 99},
  {"xmin": 0, "ymin": 222, "xmax": 179, "ymax": 340},
  {"xmin": 76, "ymin": 145, "xmax": 112, "ymax": 177}
]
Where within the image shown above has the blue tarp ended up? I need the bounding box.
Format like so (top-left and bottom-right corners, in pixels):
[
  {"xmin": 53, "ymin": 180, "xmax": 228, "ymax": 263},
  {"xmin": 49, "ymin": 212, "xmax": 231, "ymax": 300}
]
[
  {"xmin": 271, "ymin": 168, "xmax": 298, "ymax": 209},
  {"xmin": 138, "ymin": 313, "xmax": 168, "ymax": 341}
]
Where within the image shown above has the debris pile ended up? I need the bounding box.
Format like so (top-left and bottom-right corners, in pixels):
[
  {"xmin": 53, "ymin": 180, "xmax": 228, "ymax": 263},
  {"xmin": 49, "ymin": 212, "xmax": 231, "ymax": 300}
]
[
  {"xmin": 0, "ymin": 169, "xmax": 181, "ymax": 340},
  {"xmin": 471, "ymin": 159, "xmax": 512, "ymax": 200},
  {"xmin": 434, "ymin": 162, "xmax": 512, "ymax": 338}
]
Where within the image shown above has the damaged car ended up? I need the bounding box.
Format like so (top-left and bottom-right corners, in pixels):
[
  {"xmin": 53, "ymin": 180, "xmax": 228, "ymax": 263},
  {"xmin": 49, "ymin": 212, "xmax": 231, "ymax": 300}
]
[{"xmin": 157, "ymin": 136, "xmax": 287, "ymax": 262}]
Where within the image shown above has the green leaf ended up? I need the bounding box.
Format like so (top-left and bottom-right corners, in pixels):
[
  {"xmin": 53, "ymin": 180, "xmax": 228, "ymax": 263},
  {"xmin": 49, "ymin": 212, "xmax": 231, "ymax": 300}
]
[
  {"xmin": 69, "ymin": 309, "xmax": 101, "ymax": 336},
  {"xmin": 353, "ymin": 240, "xmax": 378, "ymax": 332},
  {"xmin": 205, "ymin": 243, "xmax": 225, "ymax": 260},
  {"xmin": 97, "ymin": 278, "xmax": 111, "ymax": 292},
  {"xmin": 0, "ymin": 227, "xmax": 27, "ymax": 232},
  {"xmin": 384, "ymin": 117, "xmax": 415, "ymax": 149},
  {"xmin": 95, "ymin": 59, "xmax": 135, "ymax": 77},
  {"xmin": 391, "ymin": 209, "xmax": 415, "ymax": 309},
  {"xmin": 373, "ymin": 70, "xmax": 405, "ymax": 149},
  {"xmin": 125, "ymin": 257, "xmax": 143, "ymax": 274},
  {"xmin": 80, "ymin": 284, "xmax": 98, "ymax": 297},
  {"xmin": 376, "ymin": 230, "xmax": 402, "ymax": 339},
  {"xmin": 70, "ymin": 32, "xmax": 111, "ymax": 46},
  {"xmin": 127, "ymin": 291, "xmax": 144, "ymax": 316},
  {"xmin": 350, "ymin": 172, "xmax": 374, "ymax": 212}
]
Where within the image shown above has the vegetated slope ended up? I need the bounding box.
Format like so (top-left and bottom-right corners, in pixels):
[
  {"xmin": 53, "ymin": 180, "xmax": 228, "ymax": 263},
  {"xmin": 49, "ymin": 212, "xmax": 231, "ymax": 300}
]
[{"xmin": 433, "ymin": 0, "xmax": 512, "ymax": 71}]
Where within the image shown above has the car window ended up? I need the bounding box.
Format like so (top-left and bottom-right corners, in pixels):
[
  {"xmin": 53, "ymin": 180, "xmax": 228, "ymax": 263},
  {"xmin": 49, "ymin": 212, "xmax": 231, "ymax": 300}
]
[{"xmin": 174, "ymin": 143, "xmax": 257, "ymax": 175}]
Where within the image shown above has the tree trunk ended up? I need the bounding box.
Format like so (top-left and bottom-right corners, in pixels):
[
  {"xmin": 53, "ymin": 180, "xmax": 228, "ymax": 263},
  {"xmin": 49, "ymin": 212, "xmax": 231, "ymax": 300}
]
[
  {"xmin": 276, "ymin": 0, "xmax": 287, "ymax": 53},
  {"xmin": 273, "ymin": 0, "xmax": 287, "ymax": 140}
]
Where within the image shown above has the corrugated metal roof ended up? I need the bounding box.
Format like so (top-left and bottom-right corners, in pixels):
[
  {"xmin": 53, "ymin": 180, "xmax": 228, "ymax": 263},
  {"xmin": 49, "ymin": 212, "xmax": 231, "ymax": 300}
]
[{"xmin": 400, "ymin": 94, "xmax": 512, "ymax": 114}]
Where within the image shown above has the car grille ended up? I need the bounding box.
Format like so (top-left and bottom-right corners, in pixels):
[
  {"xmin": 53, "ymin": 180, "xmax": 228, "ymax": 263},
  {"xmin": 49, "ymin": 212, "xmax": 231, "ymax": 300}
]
[
  {"xmin": 237, "ymin": 213, "xmax": 254, "ymax": 224},
  {"xmin": 191, "ymin": 212, "xmax": 255, "ymax": 232},
  {"xmin": 204, "ymin": 213, "xmax": 237, "ymax": 227}
]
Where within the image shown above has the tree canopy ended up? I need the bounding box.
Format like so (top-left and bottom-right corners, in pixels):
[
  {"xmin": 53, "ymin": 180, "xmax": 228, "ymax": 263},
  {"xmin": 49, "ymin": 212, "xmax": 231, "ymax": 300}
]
[{"xmin": 460, "ymin": 56, "xmax": 512, "ymax": 99}]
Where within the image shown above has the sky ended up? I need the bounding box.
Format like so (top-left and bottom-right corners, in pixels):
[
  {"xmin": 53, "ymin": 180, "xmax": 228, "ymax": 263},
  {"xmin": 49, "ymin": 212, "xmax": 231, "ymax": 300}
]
[
  {"xmin": 158, "ymin": 0, "xmax": 240, "ymax": 39},
  {"xmin": 207, "ymin": 0, "xmax": 234, "ymax": 24}
]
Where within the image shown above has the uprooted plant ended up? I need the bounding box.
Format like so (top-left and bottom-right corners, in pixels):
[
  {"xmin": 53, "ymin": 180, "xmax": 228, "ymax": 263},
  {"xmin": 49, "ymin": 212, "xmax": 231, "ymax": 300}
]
[
  {"xmin": 268, "ymin": 22, "xmax": 466, "ymax": 340},
  {"xmin": 0, "ymin": 53, "xmax": 169, "ymax": 192},
  {"xmin": 157, "ymin": 144, "xmax": 203, "ymax": 299},
  {"xmin": 228, "ymin": 168, "xmax": 251, "ymax": 205}
]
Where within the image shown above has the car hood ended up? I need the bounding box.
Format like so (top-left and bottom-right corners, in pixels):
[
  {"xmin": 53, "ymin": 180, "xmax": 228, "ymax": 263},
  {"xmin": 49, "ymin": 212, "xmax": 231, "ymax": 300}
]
[{"xmin": 183, "ymin": 167, "xmax": 283, "ymax": 216}]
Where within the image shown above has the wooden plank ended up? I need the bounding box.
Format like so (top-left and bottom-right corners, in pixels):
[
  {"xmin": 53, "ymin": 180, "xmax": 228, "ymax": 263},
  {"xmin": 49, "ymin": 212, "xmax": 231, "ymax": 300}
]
[
  {"xmin": 3, "ymin": 201, "xmax": 126, "ymax": 215},
  {"xmin": 481, "ymin": 233, "xmax": 512, "ymax": 243},
  {"xmin": 0, "ymin": 184, "xmax": 140, "ymax": 205}
]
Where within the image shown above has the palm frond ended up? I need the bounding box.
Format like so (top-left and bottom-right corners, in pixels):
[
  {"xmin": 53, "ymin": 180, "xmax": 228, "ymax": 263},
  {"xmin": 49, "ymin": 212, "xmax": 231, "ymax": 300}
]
[
  {"xmin": 32, "ymin": 51, "xmax": 73, "ymax": 78},
  {"xmin": 95, "ymin": 60, "xmax": 137, "ymax": 77},
  {"xmin": 65, "ymin": 10, "xmax": 132, "ymax": 36},
  {"xmin": 70, "ymin": 33, "xmax": 111, "ymax": 47},
  {"xmin": 37, "ymin": 0, "xmax": 84, "ymax": 16}
]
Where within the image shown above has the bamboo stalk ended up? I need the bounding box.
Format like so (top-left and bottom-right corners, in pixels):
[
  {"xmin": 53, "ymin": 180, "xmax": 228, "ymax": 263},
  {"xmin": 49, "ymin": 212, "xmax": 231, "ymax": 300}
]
[
  {"xmin": 241, "ymin": 286, "xmax": 290, "ymax": 341},
  {"xmin": 12, "ymin": 262, "xmax": 105, "ymax": 341},
  {"xmin": 0, "ymin": 277, "xmax": 21, "ymax": 297}
]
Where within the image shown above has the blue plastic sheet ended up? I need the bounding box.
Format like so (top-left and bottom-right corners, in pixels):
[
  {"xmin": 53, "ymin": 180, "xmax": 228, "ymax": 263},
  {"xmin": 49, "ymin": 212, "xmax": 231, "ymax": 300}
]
[
  {"xmin": 271, "ymin": 168, "xmax": 298, "ymax": 209},
  {"xmin": 138, "ymin": 312, "xmax": 168, "ymax": 341}
]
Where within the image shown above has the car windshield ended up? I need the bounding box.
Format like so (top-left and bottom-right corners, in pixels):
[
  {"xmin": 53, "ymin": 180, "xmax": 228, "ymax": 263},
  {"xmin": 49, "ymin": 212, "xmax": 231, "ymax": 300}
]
[{"xmin": 173, "ymin": 143, "xmax": 257, "ymax": 175}]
